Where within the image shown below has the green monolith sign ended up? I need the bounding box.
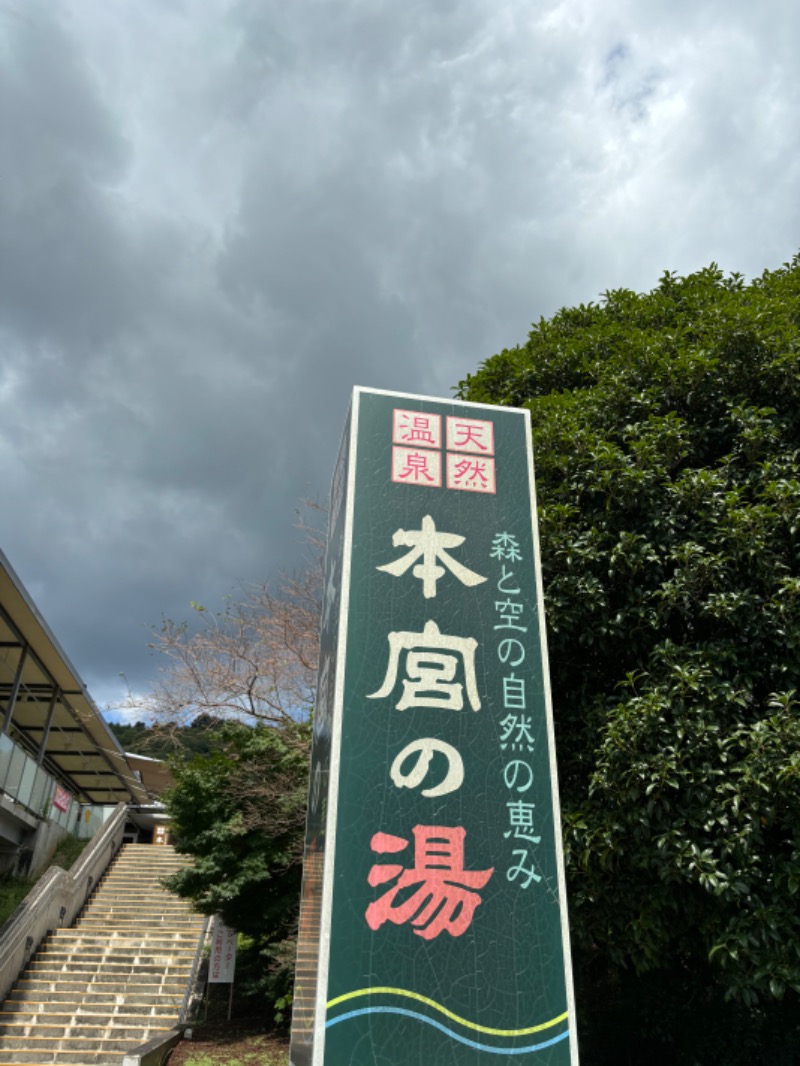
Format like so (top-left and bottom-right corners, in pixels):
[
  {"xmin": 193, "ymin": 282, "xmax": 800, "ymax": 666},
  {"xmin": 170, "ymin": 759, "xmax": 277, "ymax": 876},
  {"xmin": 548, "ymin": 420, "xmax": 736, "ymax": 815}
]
[{"xmin": 291, "ymin": 388, "xmax": 578, "ymax": 1065}]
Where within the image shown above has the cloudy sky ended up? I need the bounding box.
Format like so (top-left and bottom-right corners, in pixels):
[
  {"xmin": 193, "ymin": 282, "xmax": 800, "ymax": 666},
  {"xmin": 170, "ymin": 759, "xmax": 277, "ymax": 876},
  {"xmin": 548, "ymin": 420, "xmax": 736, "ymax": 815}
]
[{"xmin": 1, "ymin": 0, "xmax": 798, "ymax": 717}]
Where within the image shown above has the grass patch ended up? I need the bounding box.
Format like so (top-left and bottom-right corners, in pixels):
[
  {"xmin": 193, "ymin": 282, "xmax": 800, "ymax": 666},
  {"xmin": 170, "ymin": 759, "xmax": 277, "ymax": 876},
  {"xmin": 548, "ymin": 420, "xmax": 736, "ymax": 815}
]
[
  {"xmin": 0, "ymin": 878, "xmax": 32, "ymax": 927},
  {"xmin": 50, "ymin": 834, "xmax": 89, "ymax": 870},
  {"xmin": 0, "ymin": 834, "xmax": 89, "ymax": 927},
  {"xmin": 182, "ymin": 1050, "xmax": 287, "ymax": 1066}
]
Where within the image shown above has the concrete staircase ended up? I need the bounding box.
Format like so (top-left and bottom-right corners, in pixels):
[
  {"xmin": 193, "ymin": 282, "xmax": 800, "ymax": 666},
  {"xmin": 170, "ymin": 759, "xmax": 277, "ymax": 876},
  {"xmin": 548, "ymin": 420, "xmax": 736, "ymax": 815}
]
[{"xmin": 0, "ymin": 843, "xmax": 205, "ymax": 1065}]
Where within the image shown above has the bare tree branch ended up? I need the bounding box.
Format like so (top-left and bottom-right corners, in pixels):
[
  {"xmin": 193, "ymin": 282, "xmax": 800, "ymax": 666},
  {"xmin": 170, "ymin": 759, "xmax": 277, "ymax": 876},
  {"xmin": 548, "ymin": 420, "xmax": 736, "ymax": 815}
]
[{"xmin": 120, "ymin": 568, "xmax": 321, "ymax": 743}]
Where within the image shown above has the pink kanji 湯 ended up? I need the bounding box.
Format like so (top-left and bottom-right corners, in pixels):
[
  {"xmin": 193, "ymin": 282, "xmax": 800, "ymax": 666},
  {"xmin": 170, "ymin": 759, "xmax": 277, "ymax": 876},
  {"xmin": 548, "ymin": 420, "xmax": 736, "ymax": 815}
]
[{"xmin": 365, "ymin": 825, "xmax": 493, "ymax": 939}]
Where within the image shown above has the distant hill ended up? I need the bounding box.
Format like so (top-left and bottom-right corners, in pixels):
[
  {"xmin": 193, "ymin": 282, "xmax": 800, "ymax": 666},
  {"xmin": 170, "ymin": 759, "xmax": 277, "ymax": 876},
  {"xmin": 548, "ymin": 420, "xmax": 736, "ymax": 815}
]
[{"xmin": 107, "ymin": 714, "xmax": 224, "ymax": 761}]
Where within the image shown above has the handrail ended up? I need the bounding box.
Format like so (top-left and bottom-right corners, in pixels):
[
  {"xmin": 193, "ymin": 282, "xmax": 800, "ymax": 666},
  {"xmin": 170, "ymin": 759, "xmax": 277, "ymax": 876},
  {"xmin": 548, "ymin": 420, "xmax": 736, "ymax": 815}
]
[
  {"xmin": 179, "ymin": 912, "xmax": 211, "ymax": 1024},
  {"xmin": 68, "ymin": 803, "xmax": 127, "ymax": 899},
  {"xmin": 0, "ymin": 802, "xmax": 128, "ymax": 1003}
]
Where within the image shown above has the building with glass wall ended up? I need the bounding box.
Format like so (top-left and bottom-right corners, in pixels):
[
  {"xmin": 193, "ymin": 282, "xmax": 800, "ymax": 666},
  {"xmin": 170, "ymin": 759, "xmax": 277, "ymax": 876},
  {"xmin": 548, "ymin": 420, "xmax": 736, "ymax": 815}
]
[{"xmin": 0, "ymin": 550, "xmax": 151, "ymax": 875}]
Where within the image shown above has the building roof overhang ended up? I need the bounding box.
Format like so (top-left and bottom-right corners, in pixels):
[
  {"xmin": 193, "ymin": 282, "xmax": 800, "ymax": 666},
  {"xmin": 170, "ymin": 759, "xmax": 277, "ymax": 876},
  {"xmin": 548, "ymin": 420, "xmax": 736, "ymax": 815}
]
[{"xmin": 0, "ymin": 551, "xmax": 150, "ymax": 806}]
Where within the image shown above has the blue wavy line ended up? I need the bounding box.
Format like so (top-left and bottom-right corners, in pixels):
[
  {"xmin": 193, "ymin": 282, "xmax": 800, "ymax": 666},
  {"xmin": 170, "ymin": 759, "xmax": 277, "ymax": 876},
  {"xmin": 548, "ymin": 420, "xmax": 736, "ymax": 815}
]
[{"xmin": 326, "ymin": 1006, "xmax": 570, "ymax": 1055}]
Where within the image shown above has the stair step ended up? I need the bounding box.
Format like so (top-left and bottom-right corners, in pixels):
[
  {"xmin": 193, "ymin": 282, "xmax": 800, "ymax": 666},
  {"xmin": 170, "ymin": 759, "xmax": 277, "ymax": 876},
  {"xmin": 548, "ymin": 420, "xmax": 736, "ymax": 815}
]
[
  {"xmin": 104, "ymin": 867, "xmax": 187, "ymax": 873},
  {"xmin": 19, "ymin": 965, "xmax": 191, "ymax": 979},
  {"xmin": 0, "ymin": 1035, "xmax": 151, "ymax": 1052},
  {"xmin": 75, "ymin": 911, "xmax": 196, "ymax": 921},
  {"xmin": 0, "ymin": 1022, "xmax": 168, "ymax": 1040},
  {"xmin": 32, "ymin": 954, "xmax": 195, "ymax": 969},
  {"xmin": 32, "ymin": 947, "xmax": 195, "ymax": 960},
  {"xmin": 75, "ymin": 912, "xmax": 201, "ymax": 920},
  {"xmin": 74, "ymin": 921, "xmax": 202, "ymax": 930},
  {"xmin": 99, "ymin": 865, "xmax": 186, "ymax": 874},
  {"xmin": 99, "ymin": 884, "xmax": 186, "ymax": 891},
  {"xmin": 53, "ymin": 930, "xmax": 201, "ymax": 941},
  {"xmin": 95, "ymin": 870, "xmax": 186, "ymax": 875},
  {"xmin": 6, "ymin": 984, "xmax": 182, "ymax": 1002},
  {"xmin": 86, "ymin": 895, "xmax": 190, "ymax": 904},
  {"xmin": 26, "ymin": 965, "xmax": 191, "ymax": 979},
  {"xmin": 100, "ymin": 878, "xmax": 186, "ymax": 884},
  {"xmin": 88, "ymin": 899, "xmax": 188, "ymax": 906},
  {"xmin": 104, "ymin": 873, "xmax": 187, "ymax": 878},
  {"xmin": 75, "ymin": 917, "xmax": 202, "ymax": 924},
  {"xmin": 0, "ymin": 1008, "xmax": 175, "ymax": 1023},
  {"xmin": 16, "ymin": 979, "xmax": 188, "ymax": 994}
]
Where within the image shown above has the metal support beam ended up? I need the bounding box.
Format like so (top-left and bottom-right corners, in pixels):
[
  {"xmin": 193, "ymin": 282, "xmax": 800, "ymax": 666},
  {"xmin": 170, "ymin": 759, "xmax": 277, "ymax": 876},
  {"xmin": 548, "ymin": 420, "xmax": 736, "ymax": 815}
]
[
  {"xmin": 0, "ymin": 602, "xmax": 138, "ymax": 802},
  {"xmin": 37, "ymin": 687, "xmax": 60, "ymax": 767},
  {"xmin": 2, "ymin": 643, "xmax": 29, "ymax": 735}
]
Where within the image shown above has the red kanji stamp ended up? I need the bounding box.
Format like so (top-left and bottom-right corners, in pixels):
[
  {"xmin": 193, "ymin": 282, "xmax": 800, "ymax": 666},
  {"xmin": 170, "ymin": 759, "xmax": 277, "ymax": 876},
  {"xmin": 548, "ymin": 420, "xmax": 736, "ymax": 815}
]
[
  {"xmin": 392, "ymin": 447, "xmax": 442, "ymax": 487},
  {"xmin": 446, "ymin": 454, "xmax": 496, "ymax": 493},
  {"xmin": 393, "ymin": 409, "xmax": 442, "ymax": 449},
  {"xmin": 446, "ymin": 417, "xmax": 494, "ymax": 455}
]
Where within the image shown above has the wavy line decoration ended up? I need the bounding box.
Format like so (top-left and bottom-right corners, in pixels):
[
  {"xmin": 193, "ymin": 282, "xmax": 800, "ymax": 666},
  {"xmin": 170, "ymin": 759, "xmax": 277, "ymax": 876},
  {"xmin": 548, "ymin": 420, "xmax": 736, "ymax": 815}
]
[
  {"xmin": 325, "ymin": 987, "xmax": 569, "ymax": 1056},
  {"xmin": 326, "ymin": 1007, "xmax": 570, "ymax": 1055}
]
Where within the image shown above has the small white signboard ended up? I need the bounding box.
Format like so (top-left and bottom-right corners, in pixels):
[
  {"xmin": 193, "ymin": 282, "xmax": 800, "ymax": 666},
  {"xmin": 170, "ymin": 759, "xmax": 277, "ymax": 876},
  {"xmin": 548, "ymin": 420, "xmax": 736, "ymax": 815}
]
[{"xmin": 209, "ymin": 917, "xmax": 237, "ymax": 983}]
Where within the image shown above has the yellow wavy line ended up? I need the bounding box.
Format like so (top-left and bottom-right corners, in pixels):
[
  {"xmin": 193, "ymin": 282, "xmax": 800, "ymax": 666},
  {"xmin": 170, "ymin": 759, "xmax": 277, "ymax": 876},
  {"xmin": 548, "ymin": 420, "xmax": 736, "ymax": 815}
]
[{"xmin": 326, "ymin": 987, "xmax": 568, "ymax": 1037}]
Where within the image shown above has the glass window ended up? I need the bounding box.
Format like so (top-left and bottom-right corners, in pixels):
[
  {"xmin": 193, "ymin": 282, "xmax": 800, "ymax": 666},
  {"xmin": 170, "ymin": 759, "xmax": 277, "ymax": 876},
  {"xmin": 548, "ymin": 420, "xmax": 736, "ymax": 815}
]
[
  {"xmin": 29, "ymin": 766, "xmax": 49, "ymax": 816},
  {"xmin": 41, "ymin": 777, "xmax": 55, "ymax": 817},
  {"xmin": 18, "ymin": 755, "xmax": 37, "ymax": 810},
  {"xmin": 4, "ymin": 744, "xmax": 26, "ymax": 799},
  {"xmin": 0, "ymin": 732, "xmax": 14, "ymax": 792}
]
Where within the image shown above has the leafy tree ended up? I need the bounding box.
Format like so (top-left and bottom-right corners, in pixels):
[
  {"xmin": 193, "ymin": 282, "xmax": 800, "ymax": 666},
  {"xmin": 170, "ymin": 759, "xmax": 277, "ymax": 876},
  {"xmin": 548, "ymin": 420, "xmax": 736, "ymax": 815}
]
[
  {"xmin": 456, "ymin": 258, "xmax": 800, "ymax": 1063},
  {"xmin": 106, "ymin": 720, "xmax": 150, "ymax": 751},
  {"xmin": 163, "ymin": 720, "xmax": 311, "ymax": 1005},
  {"xmin": 131, "ymin": 560, "xmax": 321, "ymax": 1016}
]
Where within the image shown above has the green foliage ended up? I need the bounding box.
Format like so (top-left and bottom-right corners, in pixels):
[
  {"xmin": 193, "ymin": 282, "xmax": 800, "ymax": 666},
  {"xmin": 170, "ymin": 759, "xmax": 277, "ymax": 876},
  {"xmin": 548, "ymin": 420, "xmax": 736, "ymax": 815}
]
[
  {"xmin": 163, "ymin": 721, "xmax": 311, "ymax": 1009},
  {"xmin": 0, "ymin": 834, "xmax": 88, "ymax": 927},
  {"xmin": 273, "ymin": 992, "xmax": 293, "ymax": 1027},
  {"xmin": 181, "ymin": 1036, "xmax": 288, "ymax": 1066},
  {"xmin": 49, "ymin": 834, "xmax": 89, "ymax": 870},
  {"xmin": 107, "ymin": 720, "xmax": 155, "ymax": 752},
  {"xmin": 0, "ymin": 876, "xmax": 31, "ymax": 928},
  {"xmin": 457, "ymin": 258, "xmax": 800, "ymax": 1061},
  {"xmin": 108, "ymin": 716, "xmax": 223, "ymax": 760}
]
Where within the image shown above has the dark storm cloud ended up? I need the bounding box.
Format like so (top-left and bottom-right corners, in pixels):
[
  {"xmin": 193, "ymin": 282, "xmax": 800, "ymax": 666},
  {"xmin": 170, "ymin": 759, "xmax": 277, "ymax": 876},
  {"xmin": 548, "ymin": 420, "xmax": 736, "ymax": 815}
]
[
  {"xmin": 0, "ymin": 9, "xmax": 136, "ymax": 351},
  {"xmin": 0, "ymin": 0, "xmax": 798, "ymax": 713}
]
